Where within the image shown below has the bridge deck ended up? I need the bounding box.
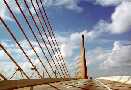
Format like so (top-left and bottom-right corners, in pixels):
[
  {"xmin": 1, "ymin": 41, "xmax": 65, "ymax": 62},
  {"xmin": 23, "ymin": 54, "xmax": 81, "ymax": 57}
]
[
  {"xmin": 0, "ymin": 78, "xmax": 76, "ymax": 90},
  {"xmin": 1, "ymin": 79, "xmax": 131, "ymax": 90}
]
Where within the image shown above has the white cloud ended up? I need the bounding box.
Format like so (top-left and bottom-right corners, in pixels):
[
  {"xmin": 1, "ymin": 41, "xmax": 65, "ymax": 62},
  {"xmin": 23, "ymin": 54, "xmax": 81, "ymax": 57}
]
[
  {"xmin": 1, "ymin": 35, "xmax": 80, "ymax": 78},
  {"xmin": 86, "ymin": 40, "xmax": 131, "ymax": 77},
  {"xmin": 95, "ymin": 0, "xmax": 124, "ymax": 6},
  {"xmin": 0, "ymin": 0, "xmax": 83, "ymax": 21},
  {"xmin": 54, "ymin": 31, "xmax": 90, "ymax": 59},
  {"xmin": 101, "ymin": 41, "xmax": 131, "ymax": 69},
  {"xmin": 0, "ymin": 61, "xmax": 17, "ymax": 79},
  {"xmin": 73, "ymin": 20, "xmax": 109, "ymax": 41},
  {"xmin": 0, "ymin": 40, "xmax": 46, "ymax": 79},
  {"xmin": 61, "ymin": 44, "xmax": 74, "ymax": 58},
  {"xmin": 108, "ymin": 1, "xmax": 131, "ymax": 34},
  {"xmin": 44, "ymin": 0, "xmax": 82, "ymax": 12},
  {"xmin": 88, "ymin": 47, "xmax": 110, "ymax": 64},
  {"xmin": 0, "ymin": 0, "xmax": 40, "ymax": 21},
  {"xmin": 91, "ymin": 1, "xmax": 131, "ymax": 34},
  {"xmin": 0, "ymin": 0, "xmax": 24, "ymax": 21},
  {"xmin": 86, "ymin": 47, "xmax": 111, "ymax": 78},
  {"xmin": 69, "ymin": 27, "xmax": 105, "ymax": 42},
  {"xmin": 88, "ymin": 20, "xmax": 109, "ymax": 39}
]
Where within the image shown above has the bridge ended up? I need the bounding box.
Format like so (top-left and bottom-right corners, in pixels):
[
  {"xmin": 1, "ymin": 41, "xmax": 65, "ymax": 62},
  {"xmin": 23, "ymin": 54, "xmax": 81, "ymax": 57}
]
[{"xmin": 0, "ymin": 0, "xmax": 131, "ymax": 90}]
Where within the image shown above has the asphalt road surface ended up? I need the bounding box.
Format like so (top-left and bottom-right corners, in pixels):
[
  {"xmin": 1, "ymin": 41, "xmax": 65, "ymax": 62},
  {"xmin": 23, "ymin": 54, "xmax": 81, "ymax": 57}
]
[{"xmin": 15, "ymin": 79, "xmax": 131, "ymax": 90}]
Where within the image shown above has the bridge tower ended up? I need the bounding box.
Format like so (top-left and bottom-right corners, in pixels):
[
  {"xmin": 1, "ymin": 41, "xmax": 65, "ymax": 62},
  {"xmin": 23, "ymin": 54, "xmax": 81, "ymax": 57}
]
[{"xmin": 78, "ymin": 34, "xmax": 88, "ymax": 79}]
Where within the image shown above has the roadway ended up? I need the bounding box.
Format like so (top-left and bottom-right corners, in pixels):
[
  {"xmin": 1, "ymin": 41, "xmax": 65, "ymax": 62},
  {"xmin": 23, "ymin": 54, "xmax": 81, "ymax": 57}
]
[{"xmin": 15, "ymin": 79, "xmax": 131, "ymax": 90}]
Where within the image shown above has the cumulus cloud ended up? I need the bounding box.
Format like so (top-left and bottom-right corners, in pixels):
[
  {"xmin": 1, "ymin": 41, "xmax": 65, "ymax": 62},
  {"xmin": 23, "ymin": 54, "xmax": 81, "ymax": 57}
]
[
  {"xmin": 0, "ymin": 0, "xmax": 25, "ymax": 21},
  {"xmin": 87, "ymin": 20, "xmax": 109, "ymax": 39},
  {"xmin": 108, "ymin": 1, "xmax": 131, "ymax": 34},
  {"xmin": 0, "ymin": 39, "xmax": 47, "ymax": 79},
  {"xmin": 71, "ymin": 20, "xmax": 109, "ymax": 41},
  {"xmin": 44, "ymin": 0, "xmax": 82, "ymax": 12},
  {"xmin": 88, "ymin": 47, "xmax": 110, "ymax": 64},
  {"xmin": 0, "ymin": 0, "xmax": 83, "ymax": 21},
  {"xmin": 95, "ymin": 0, "xmax": 125, "ymax": 6},
  {"xmin": 92, "ymin": 1, "xmax": 131, "ymax": 34},
  {"xmin": 101, "ymin": 41, "xmax": 131, "ymax": 69},
  {"xmin": 86, "ymin": 40, "xmax": 131, "ymax": 77},
  {"xmin": 65, "ymin": 23, "xmax": 107, "ymax": 43},
  {"xmin": 0, "ymin": 62, "xmax": 17, "ymax": 79}
]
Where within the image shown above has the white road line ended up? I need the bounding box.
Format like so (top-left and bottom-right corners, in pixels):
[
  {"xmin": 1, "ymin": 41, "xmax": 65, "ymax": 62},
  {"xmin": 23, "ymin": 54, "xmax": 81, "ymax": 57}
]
[
  {"xmin": 63, "ymin": 80, "xmax": 90, "ymax": 88},
  {"xmin": 95, "ymin": 79, "xmax": 112, "ymax": 90}
]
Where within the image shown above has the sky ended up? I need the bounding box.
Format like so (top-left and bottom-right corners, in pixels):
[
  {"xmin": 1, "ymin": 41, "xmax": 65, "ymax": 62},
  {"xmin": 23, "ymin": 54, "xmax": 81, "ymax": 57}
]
[{"xmin": 0, "ymin": 0, "xmax": 131, "ymax": 79}]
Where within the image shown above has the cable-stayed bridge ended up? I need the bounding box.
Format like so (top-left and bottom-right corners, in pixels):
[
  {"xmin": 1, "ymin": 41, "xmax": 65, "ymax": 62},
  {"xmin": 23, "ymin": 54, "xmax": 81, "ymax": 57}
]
[{"xmin": 0, "ymin": 0, "xmax": 131, "ymax": 90}]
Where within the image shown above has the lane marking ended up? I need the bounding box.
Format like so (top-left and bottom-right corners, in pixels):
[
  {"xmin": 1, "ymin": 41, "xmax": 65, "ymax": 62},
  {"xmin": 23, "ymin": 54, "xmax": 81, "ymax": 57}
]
[
  {"xmin": 95, "ymin": 79, "xmax": 112, "ymax": 90},
  {"xmin": 62, "ymin": 79, "xmax": 90, "ymax": 88}
]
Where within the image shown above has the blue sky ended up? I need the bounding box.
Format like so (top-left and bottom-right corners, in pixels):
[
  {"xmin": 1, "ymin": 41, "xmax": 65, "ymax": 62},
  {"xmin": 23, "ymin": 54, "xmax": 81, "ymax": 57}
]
[
  {"xmin": 0, "ymin": 0, "xmax": 131, "ymax": 79},
  {"xmin": 47, "ymin": 1, "xmax": 114, "ymax": 33}
]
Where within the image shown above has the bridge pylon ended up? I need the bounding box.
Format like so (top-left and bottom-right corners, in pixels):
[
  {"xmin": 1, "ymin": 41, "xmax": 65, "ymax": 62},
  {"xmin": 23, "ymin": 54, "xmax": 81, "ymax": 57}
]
[{"xmin": 77, "ymin": 34, "xmax": 88, "ymax": 79}]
